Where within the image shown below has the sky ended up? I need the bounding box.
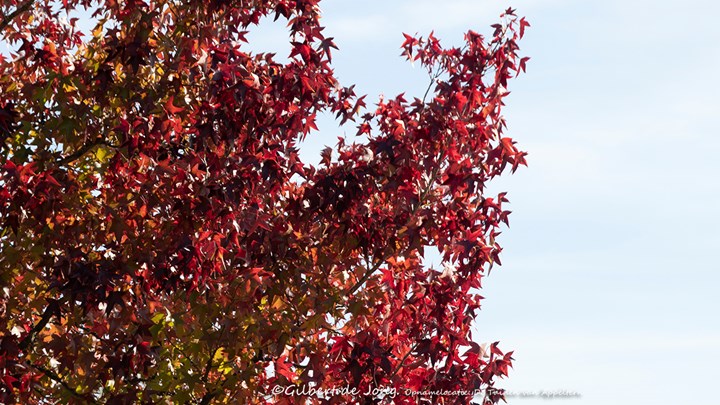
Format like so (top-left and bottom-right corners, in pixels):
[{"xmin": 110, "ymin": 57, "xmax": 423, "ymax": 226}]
[
  {"xmin": 259, "ymin": 0, "xmax": 719, "ymax": 404},
  {"xmin": 3, "ymin": 1, "xmax": 719, "ymax": 403}
]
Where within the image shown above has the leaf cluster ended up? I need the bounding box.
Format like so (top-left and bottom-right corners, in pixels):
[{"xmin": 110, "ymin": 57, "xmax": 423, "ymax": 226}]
[{"xmin": 0, "ymin": 2, "xmax": 528, "ymax": 403}]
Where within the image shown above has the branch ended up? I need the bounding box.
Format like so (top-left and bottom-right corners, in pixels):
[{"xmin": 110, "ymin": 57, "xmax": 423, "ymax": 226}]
[
  {"xmin": 32, "ymin": 364, "xmax": 97, "ymax": 403},
  {"xmin": 346, "ymin": 149, "xmax": 445, "ymax": 297},
  {"xmin": 346, "ymin": 259, "xmax": 383, "ymax": 297},
  {"xmin": 203, "ymin": 347, "xmax": 219, "ymax": 384},
  {"xmin": 0, "ymin": 0, "xmax": 35, "ymax": 32},
  {"xmin": 388, "ymin": 342, "xmax": 419, "ymax": 380},
  {"xmin": 197, "ymin": 362, "xmax": 238, "ymax": 405},
  {"xmin": 421, "ymin": 67, "xmax": 441, "ymax": 104},
  {"xmin": 18, "ymin": 300, "xmax": 59, "ymax": 351},
  {"xmin": 344, "ymin": 68, "xmax": 449, "ymax": 298},
  {"xmin": 56, "ymin": 143, "xmax": 96, "ymax": 165},
  {"xmin": 55, "ymin": 139, "xmax": 118, "ymax": 165},
  {"xmin": 199, "ymin": 391, "xmax": 219, "ymax": 405},
  {"xmin": 174, "ymin": 343, "xmax": 202, "ymax": 373}
]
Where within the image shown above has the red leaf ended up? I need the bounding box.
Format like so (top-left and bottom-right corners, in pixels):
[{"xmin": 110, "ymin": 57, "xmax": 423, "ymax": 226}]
[
  {"xmin": 519, "ymin": 56, "xmax": 530, "ymax": 73},
  {"xmin": 164, "ymin": 96, "xmax": 184, "ymax": 114},
  {"xmin": 520, "ymin": 17, "xmax": 531, "ymax": 39},
  {"xmin": 275, "ymin": 356, "xmax": 295, "ymax": 381}
]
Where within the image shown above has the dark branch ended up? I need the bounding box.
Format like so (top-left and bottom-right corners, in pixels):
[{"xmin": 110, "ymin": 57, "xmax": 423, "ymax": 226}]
[
  {"xmin": 199, "ymin": 390, "xmax": 219, "ymax": 405},
  {"xmin": 347, "ymin": 259, "xmax": 383, "ymax": 297},
  {"xmin": 203, "ymin": 347, "xmax": 219, "ymax": 383},
  {"xmin": 0, "ymin": 0, "xmax": 35, "ymax": 32},
  {"xmin": 55, "ymin": 139, "xmax": 119, "ymax": 165},
  {"xmin": 18, "ymin": 300, "xmax": 59, "ymax": 351},
  {"xmin": 32, "ymin": 364, "xmax": 96, "ymax": 403},
  {"xmin": 388, "ymin": 342, "xmax": 419, "ymax": 380}
]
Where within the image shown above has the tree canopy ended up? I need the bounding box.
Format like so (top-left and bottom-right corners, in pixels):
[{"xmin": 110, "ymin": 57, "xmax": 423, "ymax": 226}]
[{"xmin": 0, "ymin": 1, "xmax": 528, "ymax": 403}]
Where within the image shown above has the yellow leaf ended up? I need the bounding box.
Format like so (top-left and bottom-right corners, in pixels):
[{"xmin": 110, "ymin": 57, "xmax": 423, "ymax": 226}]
[
  {"xmin": 151, "ymin": 312, "xmax": 165, "ymax": 324},
  {"xmin": 213, "ymin": 348, "xmax": 233, "ymax": 375},
  {"xmin": 114, "ymin": 63, "xmax": 124, "ymax": 79},
  {"xmin": 92, "ymin": 25, "xmax": 103, "ymax": 39},
  {"xmin": 271, "ymin": 296, "xmax": 285, "ymax": 310},
  {"xmin": 213, "ymin": 348, "xmax": 226, "ymax": 362},
  {"xmin": 63, "ymin": 83, "xmax": 77, "ymax": 93},
  {"xmin": 219, "ymin": 363, "xmax": 234, "ymax": 375},
  {"xmin": 95, "ymin": 147, "xmax": 108, "ymax": 162}
]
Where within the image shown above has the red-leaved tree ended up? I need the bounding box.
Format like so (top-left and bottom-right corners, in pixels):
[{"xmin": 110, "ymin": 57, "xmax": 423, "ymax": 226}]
[{"xmin": 0, "ymin": 1, "xmax": 529, "ymax": 403}]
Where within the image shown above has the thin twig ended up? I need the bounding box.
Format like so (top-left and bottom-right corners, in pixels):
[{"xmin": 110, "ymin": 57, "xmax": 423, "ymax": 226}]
[{"xmin": 388, "ymin": 342, "xmax": 419, "ymax": 380}]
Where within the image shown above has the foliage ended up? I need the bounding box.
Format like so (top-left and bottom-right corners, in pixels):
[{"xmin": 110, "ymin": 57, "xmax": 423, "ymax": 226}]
[{"xmin": 0, "ymin": 0, "xmax": 528, "ymax": 403}]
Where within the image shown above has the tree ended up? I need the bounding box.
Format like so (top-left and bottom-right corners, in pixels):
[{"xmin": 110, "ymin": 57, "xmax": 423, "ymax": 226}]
[{"xmin": 0, "ymin": 1, "xmax": 529, "ymax": 403}]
